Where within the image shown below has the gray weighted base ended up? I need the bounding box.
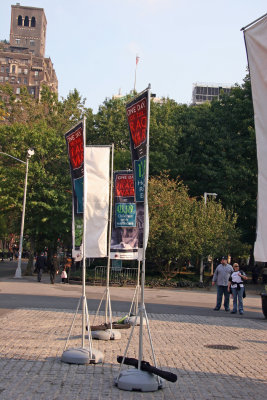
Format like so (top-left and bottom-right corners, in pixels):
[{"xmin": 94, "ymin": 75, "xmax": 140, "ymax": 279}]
[
  {"xmin": 61, "ymin": 347, "xmax": 104, "ymax": 364},
  {"xmin": 114, "ymin": 368, "xmax": 164, "ymax": 392}
]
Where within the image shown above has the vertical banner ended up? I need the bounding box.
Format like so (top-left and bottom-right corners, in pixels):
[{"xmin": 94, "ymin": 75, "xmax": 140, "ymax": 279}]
[
  {"xmin": 126, "ymin": 89, "xmax": 149, "ymax": 256},
  {"xmin": 65, "ymin": 121, "xmax": 84, "ymax": 261},
  {"xmin": 243, "ymin": 15, "xmax": 267, "ymax": 261},
  {"xmin": 110, "ymin": 171, "xmax": 139, "ymax": 260},
  {"xmin": 84, "ymin": 146, "xmax": 110, "ymax": 258}
]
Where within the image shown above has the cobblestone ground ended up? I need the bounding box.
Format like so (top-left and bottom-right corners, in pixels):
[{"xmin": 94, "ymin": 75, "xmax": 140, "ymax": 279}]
[{"xmin": 0, "ymin": 308, "xmax": 266, "ymax": 399}]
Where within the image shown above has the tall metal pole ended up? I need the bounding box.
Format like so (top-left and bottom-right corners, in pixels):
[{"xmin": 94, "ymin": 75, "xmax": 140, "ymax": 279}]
[
  {"xmin": 15, "ymin": 157, "xmax": 29, "ymax": 278},
  {"xmin": 134, "ymin": 55, "xmax": 139, "ymax": 92},
  {"xmin": 138, "ymin": 84, "xmax": 151, "ymax": 368},
  {"xmin": 82, "ymin": 116, "xmax": 87, "ymax": 348},
  {"xmin": 105, "ymin": 144, "xmax": 114, "ymax": 323}
]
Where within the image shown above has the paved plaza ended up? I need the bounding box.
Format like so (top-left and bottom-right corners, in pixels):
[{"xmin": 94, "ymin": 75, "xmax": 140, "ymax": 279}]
[{"xmin": 0, "ymin": 273, "xmax": 266, "ymax": 399}]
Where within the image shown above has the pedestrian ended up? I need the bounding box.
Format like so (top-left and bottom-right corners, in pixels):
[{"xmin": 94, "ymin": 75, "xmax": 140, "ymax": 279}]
[
  {"xmin": 61, "ymin": 267, "xmax": 67, "ymax": 284},
  {"xmin": 50, "ymin": 253, "xmax": 58, "ymax": 284},
  {"xmin": 212, "ymin": 256, "xmax": 233, "ymax": 311},
  {"xmin": 228, "ymin": 263, "xmax": 248, "ymax": 315},
  {"xmin": 35, "ymin": 252, "xmax": 46, "ymax": 282}
]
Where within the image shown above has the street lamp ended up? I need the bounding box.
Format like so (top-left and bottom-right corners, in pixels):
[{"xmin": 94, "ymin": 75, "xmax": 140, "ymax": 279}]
[
  {"xmin": 204, "ymin": 192, "xmax": 217, "ymax": 205},
  {"xmin": 0, "ymin": 148, "xmax": 34, "ymax": 278}
]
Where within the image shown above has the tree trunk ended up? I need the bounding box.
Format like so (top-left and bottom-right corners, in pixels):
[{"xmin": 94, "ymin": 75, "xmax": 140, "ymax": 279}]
[{"xmin": 199, "ymin": 257, "xmax": 204, "ymax": 283}]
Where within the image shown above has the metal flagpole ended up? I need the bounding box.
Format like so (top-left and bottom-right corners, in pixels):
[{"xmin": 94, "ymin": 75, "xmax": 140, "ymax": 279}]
[
  {"xmin": 138, "ymin": 83, "xmax": 151, "ymax": 368},
  {"xmin": 61, "ymin": 119, "xmax": 104, "ymax": 364},
  {"xmin": 115, "ymin": 85, "xmax": 164, "ymax": 391},
  {"xmin": 81, "ymin": 115, "xmax": 87, "ymax": 349},
  {"xmin": 134, "ymin": 55, "xmax": 139, "ymax": 92},
  {"xmin": 105, "ymin": 144, "xmax": 114, "ymax": 324}
]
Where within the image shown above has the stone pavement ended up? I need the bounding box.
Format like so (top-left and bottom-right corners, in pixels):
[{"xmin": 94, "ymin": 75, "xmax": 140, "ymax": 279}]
[{"xmin": 0, "ymin": 277, "xmax": 266, "ymax": 399}]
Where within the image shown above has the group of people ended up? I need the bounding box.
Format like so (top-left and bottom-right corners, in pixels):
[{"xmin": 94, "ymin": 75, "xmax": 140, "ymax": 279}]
[
  {"xmin": 35, "ymin": 252, "xmax": 70, "ymax": 284},
  {"xmin": 212, "ymin": 256, "xmax": 248, "ymax": 315}
]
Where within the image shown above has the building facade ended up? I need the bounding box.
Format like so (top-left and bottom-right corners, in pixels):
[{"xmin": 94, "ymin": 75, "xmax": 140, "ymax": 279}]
[
  {"xmin": 0, "ymin": 4, "xmax": 57, "ymax": 100},
  {"xmin": 192, "ymin": 83, "xmax": 232, "ymax": 105}
]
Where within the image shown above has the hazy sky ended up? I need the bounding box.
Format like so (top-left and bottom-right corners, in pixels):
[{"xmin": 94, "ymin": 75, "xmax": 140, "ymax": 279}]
[{"xmin": 0, "ymin": 0, "xmax": 266, "ymax": 112}]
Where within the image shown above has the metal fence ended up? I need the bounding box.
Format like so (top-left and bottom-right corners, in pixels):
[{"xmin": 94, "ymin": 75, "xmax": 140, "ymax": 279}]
[{"xmin": 94, "ymin": 266, "xmax": 138, "ymax": 285}]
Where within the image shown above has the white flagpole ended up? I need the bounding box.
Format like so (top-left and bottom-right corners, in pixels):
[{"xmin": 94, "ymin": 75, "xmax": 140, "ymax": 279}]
[
  {"xmin": 138, "ymin": 83, "xmax": 151, "ymax": 368},
  {"xmin": 134, "ymin": 55, "xmax": 139, "ymax": 92},
  {"xmin": 82, "ymin": 115, "xmax": 87, "ymax": 349},
  {"xmin": 105, "ymin": 144, "xmax": 114, "ymax": 324}
]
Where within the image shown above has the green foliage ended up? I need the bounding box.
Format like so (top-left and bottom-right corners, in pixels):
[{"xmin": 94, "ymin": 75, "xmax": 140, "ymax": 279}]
[{"xmin": 148, "ymin": 174, "xmax": 244, "ymax": 279}]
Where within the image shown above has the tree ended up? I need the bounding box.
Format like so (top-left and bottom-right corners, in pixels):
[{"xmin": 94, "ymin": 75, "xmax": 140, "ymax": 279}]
[
  {"xmin": 147, "ymin": 174, "xmax": 244, "ymax": 280},
  {"xmin": 0, "ymin": 86, "xmax": 92, "ymax": 271}
]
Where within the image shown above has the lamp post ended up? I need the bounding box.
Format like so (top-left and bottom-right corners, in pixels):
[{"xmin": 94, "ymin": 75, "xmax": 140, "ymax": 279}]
[
  {"xmin": 0, "ymin": 149, "xmax": 34, "ymax": 278},
  {"xmin": 200, "ymin": 192, "xmax": 218, "ymax": 282}
]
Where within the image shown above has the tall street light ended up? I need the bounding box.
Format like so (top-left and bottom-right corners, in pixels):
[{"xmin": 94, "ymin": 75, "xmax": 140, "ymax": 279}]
[
  {"xmin": 200, "ymin": 192, "xmax": 218, "ymax": 282},
  {"xmin": 0, "ymin": 149, "xmax": 35, "ymax": 278}
]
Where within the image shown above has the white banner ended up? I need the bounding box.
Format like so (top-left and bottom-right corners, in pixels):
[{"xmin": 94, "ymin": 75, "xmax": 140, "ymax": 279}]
[
  {"xmin": 244, "ymin": 15, "xmax": 267, "ymax": 261},
  {"xmin": 84, "ymin": 146, "xmax": 110, "ymax": 258}
]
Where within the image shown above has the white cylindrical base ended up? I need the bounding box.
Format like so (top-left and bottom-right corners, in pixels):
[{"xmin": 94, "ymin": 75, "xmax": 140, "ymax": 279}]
[
  {"xmin": 61, "ymin": 347, "xmax": 104, "ymax": 364},
  {"xmin": 92, "ymin": 329, "xmax": 121, "ymax": 340},
  {"xmin": 115, "ymin": 368, "xmax": 164, "ymax": 392},
  {"xmin": 127, "ymin": 315, "xmax": 146, "ymax": 326}
]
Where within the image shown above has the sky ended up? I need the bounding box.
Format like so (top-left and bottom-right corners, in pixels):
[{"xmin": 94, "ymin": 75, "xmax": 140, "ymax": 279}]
[{"xmin": 0, "ymin": 0, "xmax": 266, "ymax": 112}]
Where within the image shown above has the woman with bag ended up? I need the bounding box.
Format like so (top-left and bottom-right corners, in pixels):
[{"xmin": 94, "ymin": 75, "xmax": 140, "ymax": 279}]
[{"xmin": 228, "ymin": 263, "xmax": 248, "ymax": 315}]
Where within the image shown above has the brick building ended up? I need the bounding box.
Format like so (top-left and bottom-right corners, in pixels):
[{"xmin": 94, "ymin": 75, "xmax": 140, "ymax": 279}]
[{"xmin": 0, "ymin": 3, "xmax": 57, "ymax": 99}]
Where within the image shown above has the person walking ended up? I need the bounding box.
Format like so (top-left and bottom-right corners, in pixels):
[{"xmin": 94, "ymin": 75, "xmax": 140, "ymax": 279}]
[
  {"xmin": 228, "ymin": 263, "xmax": 248, "ymax": 315},
  {"xmin": 212, "ymin": 256, "xmax": 233, "ymax": 311},
  {"xmin": 35, "ymin": 252, "xmax": 46, "ymax": 282},
  {"xmin": 50, "ymin": 253, "xmax": 58, "ymax": 284}
]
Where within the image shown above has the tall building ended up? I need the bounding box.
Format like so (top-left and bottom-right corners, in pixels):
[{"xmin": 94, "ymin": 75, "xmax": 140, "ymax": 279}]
[
  {"xmin": 192, "ymin": 83, "xmax": 232, "ymax": 105},
  {"xmin": 0, "ymin": 3, "xmax": 57, "ymax": 99}
]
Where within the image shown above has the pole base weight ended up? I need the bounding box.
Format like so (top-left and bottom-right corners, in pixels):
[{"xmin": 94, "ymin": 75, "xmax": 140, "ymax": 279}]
[
  {"xmin": 61, "ymin": 347, "xmax": 104, "ymax": 364},
  {"xmin": 127, "ymin": 315, "xmax": 146, "ymax": 326},
  {"xmin": 114, "ymin": 368, "xmax": 164, "ymax": 392},
  {"xmin": 92, "ymin": 329, "xmax": 121, "ymax": 340}
]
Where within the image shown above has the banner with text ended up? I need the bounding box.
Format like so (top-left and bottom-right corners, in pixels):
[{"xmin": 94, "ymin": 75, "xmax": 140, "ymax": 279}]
[
  {"xmin": 244, "ymin": 15, "xmax": 267, "ymax": 261},
  {"xmin": 110, "ymin": 171, "xmax": 139, "ymax": 260},
  {"xmin": 126, "ymin": 89, "xmax": 148, "ymax": 204},
  {"xmin": 65, "ymin": 121, "xmax": 84, "ymax": 261}
]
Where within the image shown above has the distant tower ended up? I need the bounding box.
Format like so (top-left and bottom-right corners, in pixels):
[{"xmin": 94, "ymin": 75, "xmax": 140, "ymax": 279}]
[
  {"xmin": 10, "ymin": 3, "xmax": 47, "ymax": 57},
  {"xmin": 0, "ymin": 3, "xmax": 57, "ymax": 100}
]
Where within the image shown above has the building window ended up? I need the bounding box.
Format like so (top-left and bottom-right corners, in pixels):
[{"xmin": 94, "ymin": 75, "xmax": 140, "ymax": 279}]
[
  {"xmin": 30, "ymin": 40, "xmax": 35, "ymax": 46},
  {"xmin": 24, "ymin": 77, "xmax": 27, "ymax": 84},
  {"xmin": 31, "ymin": 17, "xmax": 36, "ymax": 27},
  {"xmin": 34, "ymin": 71, "xmax": 39, "ymax": 76},
  {"xmin": 24, "ymin": 69, "xmax": 28, "ymax": 74},
  {"xmin": 18, "ymin": 68, "xmax": 22, "ymax": 73},
  {"xmin": 0, "ymin": 77, "xmax": 3, "ymax": 82},
  {"xmin": 12, "ymin": 65, "xmax": 16, "ymax": 74},
  {"xmin": 17, "ymin": 77, "xmax": 21, "ymax": 83},
  {"xmin": 5, "ymin": 77, "xmax": 8, "ymax": 81},
  {"xmin": 29, "ymin": 88, "xmax": 35, "ymax": 96},
  {"xmin": 18, "ymin": 15, "xmax": 22, "ymax": 26},
  {"xmin": 6, "ymin": 67, "xmax": 9, "ymax": 73},
  {"xmin": 1, "ymin": 66, "xmax": 4, "ymax": 73},
  {"xmin": 15, "ymin": 38, "xmax": 20, "ymax": 45},
  {"xmin": 24, "ymin": 16, "xmax": 29, "ymax": 27},
  {"xmin": 16, "ymin": 87, "xmax": 21, "ymax": 94}
]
